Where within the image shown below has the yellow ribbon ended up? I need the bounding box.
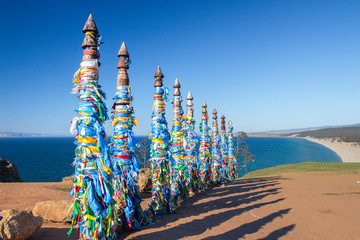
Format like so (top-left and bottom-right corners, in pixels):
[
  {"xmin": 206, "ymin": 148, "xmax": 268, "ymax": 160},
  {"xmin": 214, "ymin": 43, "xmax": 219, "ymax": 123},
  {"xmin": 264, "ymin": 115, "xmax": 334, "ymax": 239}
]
[
  {"xmin": 78, "ymin": 137, "xmax": 97, "ymax": 144},
  {"xmin": 152, "ymin": 139, "xmax": 164, "ymax": 144},
  {"xmin": 99, "ymin": 157, "xmax": 112, "ymax": 174}
]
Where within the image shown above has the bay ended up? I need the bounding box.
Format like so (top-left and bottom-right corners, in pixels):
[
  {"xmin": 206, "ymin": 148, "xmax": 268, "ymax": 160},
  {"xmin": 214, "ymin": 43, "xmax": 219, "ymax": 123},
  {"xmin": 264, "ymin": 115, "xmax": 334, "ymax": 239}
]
[{"xmin": 238, "ymin": 137, "xmax": 341, "ymax": 177}]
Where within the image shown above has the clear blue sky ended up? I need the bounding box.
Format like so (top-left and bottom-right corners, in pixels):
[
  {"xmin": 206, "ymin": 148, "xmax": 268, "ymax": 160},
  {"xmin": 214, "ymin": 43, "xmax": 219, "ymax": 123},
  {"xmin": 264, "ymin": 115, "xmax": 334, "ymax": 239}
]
[{"xmin": 1, "ymin": 0, "xmax": 359, "ymax": 135}]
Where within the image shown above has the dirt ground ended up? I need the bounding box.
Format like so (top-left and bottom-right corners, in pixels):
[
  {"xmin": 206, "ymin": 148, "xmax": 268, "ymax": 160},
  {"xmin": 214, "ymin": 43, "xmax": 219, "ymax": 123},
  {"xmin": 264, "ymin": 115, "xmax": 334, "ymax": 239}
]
[{"xmin": 1, "ymin": 173, "xmax": 360, "ymax": 239}]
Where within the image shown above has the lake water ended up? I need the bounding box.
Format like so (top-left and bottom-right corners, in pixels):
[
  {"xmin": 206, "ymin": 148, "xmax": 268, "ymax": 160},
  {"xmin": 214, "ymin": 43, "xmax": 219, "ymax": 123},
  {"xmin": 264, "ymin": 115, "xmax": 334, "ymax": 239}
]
[
  {"xmin": 239, "ymin": 137, "xmax": 341, "ymax": 176},
  {"xmin": 0, "ymin": 137, "xmax": 341, "ymax": 182}
]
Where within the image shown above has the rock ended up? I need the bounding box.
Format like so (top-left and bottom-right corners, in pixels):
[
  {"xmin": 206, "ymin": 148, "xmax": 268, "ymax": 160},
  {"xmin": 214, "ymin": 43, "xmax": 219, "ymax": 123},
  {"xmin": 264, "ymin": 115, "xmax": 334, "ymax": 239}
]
[
  {"xmin": 0, "ymin": 158, "xmax": 23, "ymax": 182},
  {"xmin": 33, "ymin": 200, "xmax": 72, "ymax": 222},
  {"xmin": 0, "ymin": 209, "xmax": 43, "ymax": 240},
  {"xmin": 62, "ymin": 175, "xmax": 75, "ymax": 182},
  {"xmin": 138, "ymin": 168, "xmax": 152, "ymax": 192}
]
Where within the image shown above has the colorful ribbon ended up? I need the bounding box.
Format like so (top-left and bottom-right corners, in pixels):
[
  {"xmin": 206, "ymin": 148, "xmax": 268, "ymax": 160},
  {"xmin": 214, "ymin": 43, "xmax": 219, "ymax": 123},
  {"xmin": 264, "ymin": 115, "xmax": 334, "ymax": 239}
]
[
  {"xmin": 148, "ymin": 71, "xmax": 171, "ymax": 215},
  {"xmin": 198, "ymin": 105, "xmax": 211, "ymax": 189},
  {"xmin": 69, "ymin": 27, "xmax": 115, "ymax": 239},
  {"xmin": 220, "ymin": 123, "xmax": 229, "ymax": 183},
  {"xmin": 184, "ymin": 93, "xmax": 200, "ymax": 195},
  {"xmin": 169, "ymin": 86, "xmax": 189, "ymax": 212},
  {"xmin": 227, "ymin": 121, "xmax": 237, "ymax": 180},
  {"xmin": 211, "ymin": 113, "xmax": 222, "ymax": 185},
  {"xmin": 110, "ymin": 60, "xmax": 143, "ymax": 234}
]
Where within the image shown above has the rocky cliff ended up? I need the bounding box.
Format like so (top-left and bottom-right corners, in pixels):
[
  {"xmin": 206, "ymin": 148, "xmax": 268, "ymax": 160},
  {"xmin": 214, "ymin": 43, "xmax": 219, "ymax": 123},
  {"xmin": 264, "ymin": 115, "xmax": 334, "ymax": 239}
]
[{"xmin": 0, "ymin": 158, "xmax": 23, "ymax": 182}]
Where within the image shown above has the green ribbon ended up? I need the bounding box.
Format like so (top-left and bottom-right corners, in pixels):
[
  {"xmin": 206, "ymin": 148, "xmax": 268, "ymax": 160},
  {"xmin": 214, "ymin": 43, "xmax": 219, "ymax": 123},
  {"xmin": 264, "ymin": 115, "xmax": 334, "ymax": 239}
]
[
  {"xmin": 67, "ymin": 200, "xmax": 81, "ymax": 236},
  {"xmin": 171, "ymin": 165, "xmax": 187, "ymax": 171},
  {"xmin": 97, "ymin": 100, "xmax": 104, "ymax": 121}
]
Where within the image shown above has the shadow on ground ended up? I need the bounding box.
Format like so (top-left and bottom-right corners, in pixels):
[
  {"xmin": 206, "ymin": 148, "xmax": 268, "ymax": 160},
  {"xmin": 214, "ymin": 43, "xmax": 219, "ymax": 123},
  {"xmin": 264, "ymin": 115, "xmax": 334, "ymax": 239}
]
[
  {"xmin": 122, "ymin": 176, "xmax": 294, "ymax": 240},
  {"xmin": 28, "ymin": 224, "xmax": 78, "ymax": 240}
]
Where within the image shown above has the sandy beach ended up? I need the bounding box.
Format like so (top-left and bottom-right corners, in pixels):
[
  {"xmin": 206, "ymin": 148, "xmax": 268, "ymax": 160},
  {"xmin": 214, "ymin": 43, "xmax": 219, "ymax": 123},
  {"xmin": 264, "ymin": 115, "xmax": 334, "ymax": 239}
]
[
  {"xmin": 1, "ymin": 171, "xmax": 360, "ymax": 240},
  {"xmin": 303, "ymin": 137, "xmax": 360, "ymax": 163}
]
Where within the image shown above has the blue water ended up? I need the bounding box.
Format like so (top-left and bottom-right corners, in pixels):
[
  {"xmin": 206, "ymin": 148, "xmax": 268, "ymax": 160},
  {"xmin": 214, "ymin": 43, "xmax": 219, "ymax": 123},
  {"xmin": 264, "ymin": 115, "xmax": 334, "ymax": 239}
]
[
  {"xmin": 0, "ymin": 137, "xmax": 75, "ymax": 182},
  {"xmin": 0, "ymin": 137, "xmax": 341, "ymax": 182},
  {"xmin": 238, "ymin": 137, "xmax": 341, "ymax": 176}
]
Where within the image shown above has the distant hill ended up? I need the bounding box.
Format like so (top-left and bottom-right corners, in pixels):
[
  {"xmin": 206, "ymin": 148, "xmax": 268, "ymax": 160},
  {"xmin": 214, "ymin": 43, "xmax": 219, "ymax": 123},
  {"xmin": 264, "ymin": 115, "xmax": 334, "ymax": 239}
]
[
  {"xmin": 0, "ymin": 132, "xmax": 62, "ymax": 137},
  {"xmin": 262, "ymin": 123, "xmax": 360, "ymax": 134},
  {"xmin": 249, "ymin": 123, "xmax": 360, "ymax": 142},
  {"xmin": 247, "ymin": 132, "xmax": 282, "ymax": 137},
  {"xmin": 284, "ymin": 126, "xmax": 360, "ymax": 143}
]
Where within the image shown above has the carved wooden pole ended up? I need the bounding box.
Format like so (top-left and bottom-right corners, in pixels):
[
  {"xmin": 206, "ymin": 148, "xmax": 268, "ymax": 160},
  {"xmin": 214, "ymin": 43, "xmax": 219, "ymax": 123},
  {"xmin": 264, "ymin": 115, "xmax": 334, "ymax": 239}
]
[
  {"xmin": 149, "ymin": 66, "xmax": 171, "ymax": 215},
  {"xmin": 169, "ymin": 78, "xmax": 189, "ymax": 212},
  {"xmin": 227, "ymin": 120, "xmax": 237, "ymax": 180},
  {"xmin": 184, "ymin": 91, "xmax": 200, "ymax": 195},
  {"xmin": 211, "ymin": 108, "xmax": 222, "ymax": 184},
  {"xmin": 110, "ymin": 42, "xmax": 143, "ymax": 232},
  {"xmin": 220, "ymin": 114, "xmax": 229, "ymax": 182},
  {"xmin": 198, "ymin": 101, "xmax": 211, "ymax": 189},
  {"xmin": 69, "ymin": 14, "xmax": 115, "ymax": 239}
]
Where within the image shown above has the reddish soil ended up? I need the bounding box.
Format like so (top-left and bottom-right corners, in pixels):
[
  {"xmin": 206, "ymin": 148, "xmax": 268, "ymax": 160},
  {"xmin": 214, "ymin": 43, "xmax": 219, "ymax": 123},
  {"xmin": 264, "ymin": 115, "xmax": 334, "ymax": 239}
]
[
  {"xmin": 1, "ymin": 173, "xmax": 360, "ymax": 239},
  {"xmin": 0, "ymin": 181, "xmax": 72, "ymax": 211}
]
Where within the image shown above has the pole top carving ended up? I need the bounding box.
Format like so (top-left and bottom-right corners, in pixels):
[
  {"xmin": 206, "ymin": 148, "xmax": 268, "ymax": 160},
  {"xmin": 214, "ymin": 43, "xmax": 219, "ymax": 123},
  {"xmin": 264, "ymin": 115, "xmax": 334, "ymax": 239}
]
[
  {"xmin": 173, "ymin": 78, "xmax": 181, "ymax": 96},
  {"xmin": 154, "ymin": 66, "xmax": 163, "ymax": 87}
]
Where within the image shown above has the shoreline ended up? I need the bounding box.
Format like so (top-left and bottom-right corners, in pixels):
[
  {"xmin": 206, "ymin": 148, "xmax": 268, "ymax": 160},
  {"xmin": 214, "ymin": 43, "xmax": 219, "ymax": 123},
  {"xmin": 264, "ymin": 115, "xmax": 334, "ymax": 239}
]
[
  {"xmin": 248, "ymin": 134, "xmax": 360, "ymax": 163},
  {"xmin": 301, "ymin": 137, "xmax": 360, "ymax": 163}
]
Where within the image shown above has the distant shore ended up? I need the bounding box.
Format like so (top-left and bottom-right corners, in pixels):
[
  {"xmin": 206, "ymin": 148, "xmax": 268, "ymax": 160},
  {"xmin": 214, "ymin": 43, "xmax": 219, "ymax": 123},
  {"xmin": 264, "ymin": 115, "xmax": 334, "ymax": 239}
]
[
  {"xmin": 249, "ymin": 134, "xmax": 360, "ymax": 163},
  {"xmin": 300, "ymin": 137, "xmax": 360, "ymax": 163},
  {"xmin": 248, "ymin": 133, "xmax": 283, "ymax": 137}
]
